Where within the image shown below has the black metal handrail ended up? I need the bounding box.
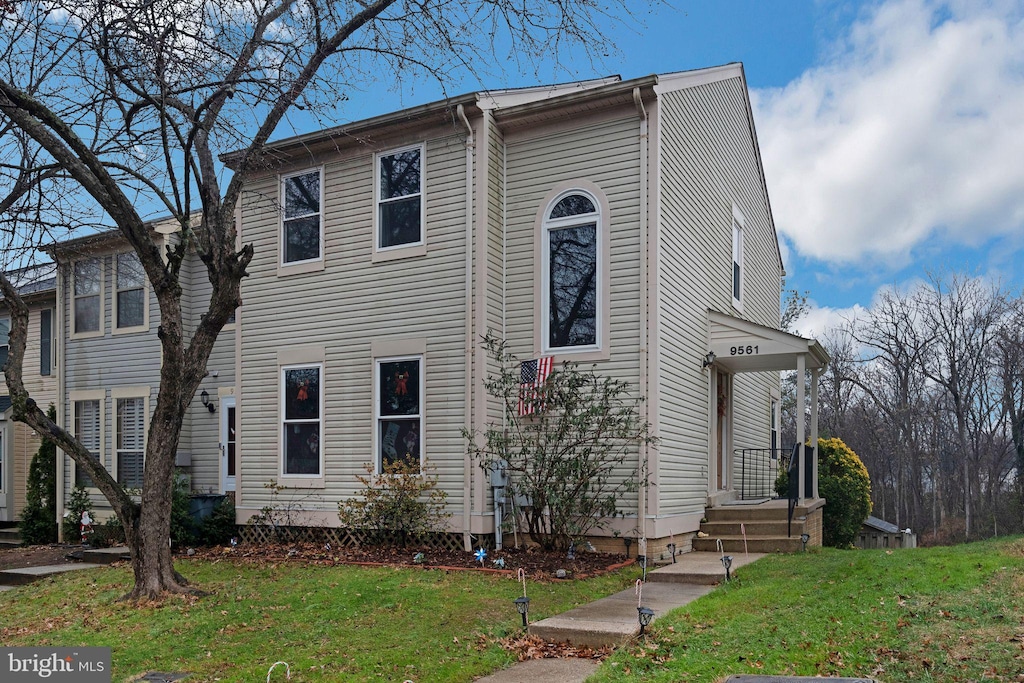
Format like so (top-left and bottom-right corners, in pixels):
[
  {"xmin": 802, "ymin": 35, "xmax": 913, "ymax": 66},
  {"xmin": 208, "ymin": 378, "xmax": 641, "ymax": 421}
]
[
  {"xmin": 787, "ymin": 443, "xmax": 800, "ymax": 537},
  {"xmin": 735, "ymin": 448, "xmax": 787, "ymax": 500}
]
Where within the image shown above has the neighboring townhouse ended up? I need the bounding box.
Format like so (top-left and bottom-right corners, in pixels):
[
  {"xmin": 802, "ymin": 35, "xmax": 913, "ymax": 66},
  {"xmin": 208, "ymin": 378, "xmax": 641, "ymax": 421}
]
[
  {"xmin": 47, "ymin": 224, "xmax": 237, "ymax": 530},
  {"xmin": 227, "ymin": 63, "xmax": 829, "ymax": 554},
  {"xmin": 0, "ymin": 265, "xmax": 57, "ymax": 525}
]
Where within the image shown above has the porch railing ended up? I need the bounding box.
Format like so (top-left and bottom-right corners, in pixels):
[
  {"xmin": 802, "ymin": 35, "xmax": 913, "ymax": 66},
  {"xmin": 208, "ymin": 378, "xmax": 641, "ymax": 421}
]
[{"xmin": 735, "ymin": 448, "xmax": 789, "ymax": 500}]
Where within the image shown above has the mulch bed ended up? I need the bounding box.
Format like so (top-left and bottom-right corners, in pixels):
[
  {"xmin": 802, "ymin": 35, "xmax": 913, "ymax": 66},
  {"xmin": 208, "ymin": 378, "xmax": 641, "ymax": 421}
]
[
  {"xmin": 1, "ymin": 542, "xmax": 633, "ymax": 582},
  {"xmin": 185, "ymin": 542, "xmax": 632, "ymax": 581}
]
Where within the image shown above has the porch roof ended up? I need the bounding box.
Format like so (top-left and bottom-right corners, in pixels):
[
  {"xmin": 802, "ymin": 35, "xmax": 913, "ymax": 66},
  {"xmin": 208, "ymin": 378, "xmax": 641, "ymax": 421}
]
[{"xmin": 707, "ymin": 310, "xmax": 829, "ymax": 373}]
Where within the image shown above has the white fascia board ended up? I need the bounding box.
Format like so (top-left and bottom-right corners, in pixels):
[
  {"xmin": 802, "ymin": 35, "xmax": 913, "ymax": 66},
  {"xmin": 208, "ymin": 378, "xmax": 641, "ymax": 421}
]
[
  {"xmin": 653, "ymin": 63, "xmax": 745, "ymax": 95},
  {"xmin": 476, "ymin": 76, "xmax": 622, "ymax": 110}
]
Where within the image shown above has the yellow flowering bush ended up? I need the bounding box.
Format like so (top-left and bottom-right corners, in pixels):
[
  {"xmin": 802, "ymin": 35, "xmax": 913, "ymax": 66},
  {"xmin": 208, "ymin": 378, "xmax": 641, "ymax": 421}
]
[{"xmin": 818, "ymin": 437, "xmax": 872, "ymax": 548}]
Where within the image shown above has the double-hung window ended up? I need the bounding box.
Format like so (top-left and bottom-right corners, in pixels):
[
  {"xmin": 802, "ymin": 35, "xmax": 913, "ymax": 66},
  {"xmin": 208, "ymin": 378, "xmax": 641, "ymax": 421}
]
[
  {"xmin": 375, "ymin": 356, "xmax": 422, "ymax": 472},
  {"xmin": 115, "ymin": 252, "xmax": 146, "ymax": 330},
  {"xmin": 377, "ymin": 145, "xmax": 423, "ymax": 250},
  {"xmin": 282, "ymin": 364, "xmax": 322, "ymax": 476},
  {"xmin": 74, "ymin": 399, "xmax": 102, "ymax": 488},
  {"xmin": 282, "ymin": 169, "xmax": 323, "ymax": 265},
  {"xmin": 116, "ymin": 396, "xmax": 146, "ymax": 488},
  {"xmin": 543, "ymin": 192, "xmax": 601, "ymax": 351},
  {"xmin": 0, "ymin": 316, "xmax": 9, "ymax": 368},
  {"xmin": 73, "ymin": 258, "xmax": 102, "ymax": 334}
]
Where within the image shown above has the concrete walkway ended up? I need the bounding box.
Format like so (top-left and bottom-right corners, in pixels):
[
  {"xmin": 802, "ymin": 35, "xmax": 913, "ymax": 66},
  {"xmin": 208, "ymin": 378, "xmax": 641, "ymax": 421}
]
[
  {"xmin": 478, "ymin": 552, "xmax": 765, "ymax": 683},
  {"xmin": 0, "ymin": 547, "xmax": 129, "ymax": 588}
]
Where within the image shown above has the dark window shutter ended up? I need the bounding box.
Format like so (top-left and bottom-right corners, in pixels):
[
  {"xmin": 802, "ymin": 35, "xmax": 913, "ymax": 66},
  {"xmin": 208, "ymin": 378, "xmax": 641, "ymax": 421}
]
[{"xmin": 40, "ymin": 309, "xmax": 52, "ymax": 376}]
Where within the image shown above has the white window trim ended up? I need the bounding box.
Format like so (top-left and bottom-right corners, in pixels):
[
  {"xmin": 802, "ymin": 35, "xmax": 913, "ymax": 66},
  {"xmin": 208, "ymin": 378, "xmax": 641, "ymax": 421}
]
[
  {"xmin": 112, "ymin": 251, "xmax": 150, "ymax": 334},
  {"xmin": 732, "ymin": 204, "xmax": 745, "ymax": 312},
  {"xmin": 71, "ymin": 257, "xmax": 104, "ymax": 340},
  {"xmin": 69, "ymin": 389, "xmax": 105, "ymax": 494},
  {"xmin": 279, "ymin": 166, "xmax": 325, "ymax": 274},
  {"xmin": 279, "ymin": 362, "xmax": 325, "ymax": 481},
  {"xmin": 538, "ymin": 186, "xmax": 608, "ymax": 358},
  {"xmin": 373, "ymin": 143, "xmax": 427, "ymax": 262},
  {"xmin": 112, "ymin": 386, "xmax": 149, "ymax": 489}
]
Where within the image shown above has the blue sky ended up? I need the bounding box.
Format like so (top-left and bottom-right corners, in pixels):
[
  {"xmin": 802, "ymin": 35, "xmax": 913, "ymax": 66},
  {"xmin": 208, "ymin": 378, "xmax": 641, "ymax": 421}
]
[{"xmin": 275, "ymin": 0, "xmax": 1023, "ymax": 336}]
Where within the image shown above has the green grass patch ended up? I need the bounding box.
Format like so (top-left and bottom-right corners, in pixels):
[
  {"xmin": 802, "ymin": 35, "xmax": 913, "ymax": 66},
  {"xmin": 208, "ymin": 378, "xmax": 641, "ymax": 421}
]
[
  {"xmin": 0, "ymin": 560, "xmax": 634, "ymax": 682},
  {"xmin": 594, "ymin": 537, "xmax": 1024, "ymax": 682}
]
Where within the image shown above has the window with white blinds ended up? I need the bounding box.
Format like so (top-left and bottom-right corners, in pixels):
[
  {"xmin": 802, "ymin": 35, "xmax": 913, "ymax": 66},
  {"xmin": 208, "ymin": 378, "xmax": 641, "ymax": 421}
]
[
  {"xmin": 117, "ymin": 397, "xmax": 146, "ymax": 488},
  {"xmin": 74, "ymin": 399, "xmax": 101, "ymax": 488}
]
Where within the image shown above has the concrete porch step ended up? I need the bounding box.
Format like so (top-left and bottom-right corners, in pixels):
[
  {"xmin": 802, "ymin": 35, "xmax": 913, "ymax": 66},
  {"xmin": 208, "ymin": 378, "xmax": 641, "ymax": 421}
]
[
  {"xmin": 0, "ymin": 527, "xmax": 22, "ymax": 547},
  {"xmin": 647, "ymin": 551, "xmax": 766, "ymax": 585},
  {"xmin": 693, "ymin": 535, "xmax": 804, "ymax": 553},
  {"xmin": 700, "ymin": 520, "xmax": 804, "ymax": 536}
]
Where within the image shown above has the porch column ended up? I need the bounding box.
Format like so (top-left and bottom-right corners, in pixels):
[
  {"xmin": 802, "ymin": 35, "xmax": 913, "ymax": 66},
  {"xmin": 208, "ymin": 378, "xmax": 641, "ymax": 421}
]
[
  {"xmin": 811, "ymin": 367, "xmax": 820, "ymax": 499},
  {"xmin": 795, "ymin": 353, "xmax": 806, "ymax": 502}
]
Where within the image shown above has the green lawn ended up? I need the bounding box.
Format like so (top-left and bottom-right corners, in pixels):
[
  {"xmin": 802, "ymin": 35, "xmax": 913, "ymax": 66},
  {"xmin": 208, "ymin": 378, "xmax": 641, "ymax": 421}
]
[
  {"xmin": 4, "ymin": 539, "xmax": 1022, "ymax": 682},
  {"xmin": 0, "ymin": 559, "xmax": 633, "ymax": 682},
  {"xmin": 594, "ymin": 537, "xmax": 1024, "ymax": 682}
]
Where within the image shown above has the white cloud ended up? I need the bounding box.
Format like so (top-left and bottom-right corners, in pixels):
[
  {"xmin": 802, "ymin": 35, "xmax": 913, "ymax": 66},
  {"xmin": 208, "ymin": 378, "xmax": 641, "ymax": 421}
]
[
  {"xmin": 791, "ymin": 302, "xmax": 866, "ymax": 339},
  {"xmin": 753, "ymin": 0, "xmax": 1024, "ymax": 264}
]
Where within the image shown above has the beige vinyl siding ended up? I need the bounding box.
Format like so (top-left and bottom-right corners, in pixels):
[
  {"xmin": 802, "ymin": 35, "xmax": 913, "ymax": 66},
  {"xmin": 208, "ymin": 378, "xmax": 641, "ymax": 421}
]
[
  {"xmin": 2, "ymin": 301, "xmax": 58, "ymax": 517},
  {"xmin": 185, "ymin": 250, "xmax": 237, "ymax": 493},
  {"xmin": 503, "ymin": 112, "xmax": 644, "ymax": 514},
  {"xmin": 238, "ymin": 130, "xmax": 470, "ymax": 517},
  {"xmin": 656, "ymin": 77, "xmax": 781, "ymax": 515},
  {"xmin": 61, "ymin": 255, "xmax": 161, "ymax": 509},
  {"xmin": 484, "ymin": 114, "xmax": 506, "ymax": 432}
]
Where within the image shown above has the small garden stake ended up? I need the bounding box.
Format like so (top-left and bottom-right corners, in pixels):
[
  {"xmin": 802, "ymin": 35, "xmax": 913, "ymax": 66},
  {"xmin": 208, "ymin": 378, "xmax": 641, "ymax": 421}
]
[
  {"xmin": 741, "ymin": 522, "xmax": 748, "ymax": 556},
  {"xmin": 513, "ymin": 568, "xmax": 530, "ymax": 628},
  {"xmin": 635, "ymin": 579, "xmax": 654, "ymax": 634}
]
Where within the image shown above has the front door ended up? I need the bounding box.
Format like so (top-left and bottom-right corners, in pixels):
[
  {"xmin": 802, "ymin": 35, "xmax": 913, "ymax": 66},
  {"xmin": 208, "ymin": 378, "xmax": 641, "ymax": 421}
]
[
  {"xmin": 0, "ymin": 422, "xmax": 10, "ymax": 521},
  {"xmin": 716, "ymin": 371, "xmax": 730, "ymax": 491},
  {"xmin": 220, "ymin": 396, "xmax": 236, "ymax": 493}
]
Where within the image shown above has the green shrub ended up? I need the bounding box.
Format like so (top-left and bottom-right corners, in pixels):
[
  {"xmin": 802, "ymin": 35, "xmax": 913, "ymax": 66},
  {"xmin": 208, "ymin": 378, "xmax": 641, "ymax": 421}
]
[
  {"xmin": 19, "ymin": 406, "xmax": 58, "ymax": 545},
  {"xmin": 338, "ymin": 461, "xmax": 448, "ymax": 546},
  {"xmin": 818, "ymin": 437, "xmax": 872, "ymax": 548},
  {"xmin": 197, "ymin": 497, "xmax": 237, "ymax": 546},
  {"xmin": 90, "ymin": 516, "xmax": 126, "ymax": 548},
  {"xmin": 170, "ymin": 473, "xmax": 194, "ymax": 548},
  {"xmin": 62, "ymin": 485, "xmax": 94, "ymax": 543}
]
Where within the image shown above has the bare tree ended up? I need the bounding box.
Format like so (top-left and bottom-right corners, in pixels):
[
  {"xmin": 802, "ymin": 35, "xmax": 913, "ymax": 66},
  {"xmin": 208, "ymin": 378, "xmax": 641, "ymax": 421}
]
[{"xmin": 0, "ymin": 0, "xmax": 648, "ymax": 600}]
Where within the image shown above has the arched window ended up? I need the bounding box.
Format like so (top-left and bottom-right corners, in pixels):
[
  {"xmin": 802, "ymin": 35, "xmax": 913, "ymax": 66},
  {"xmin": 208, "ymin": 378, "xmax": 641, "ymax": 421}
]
[{"xmin": 542, "ymin": 191, "xmax": 601, "ymax": 350}]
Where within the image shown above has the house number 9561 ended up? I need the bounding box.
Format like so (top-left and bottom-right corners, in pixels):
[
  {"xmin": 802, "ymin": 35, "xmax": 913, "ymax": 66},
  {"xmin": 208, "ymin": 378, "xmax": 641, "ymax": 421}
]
[{"xmin": 730, "ymin": 345, "xmax": 759, "ymax": 355}]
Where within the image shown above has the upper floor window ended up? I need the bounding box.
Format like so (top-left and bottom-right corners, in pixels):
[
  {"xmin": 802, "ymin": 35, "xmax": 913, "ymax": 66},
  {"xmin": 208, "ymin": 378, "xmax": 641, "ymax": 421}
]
[
  {"xmin": 732, "ymin": 206, "xmax": 745, "ymax": 309},
  {"xmin": 375, "ymin": 356, "xmax": 422, "ymax": 472},
  {"xmin": 73, "ymin": 258, "xmax": 102, "ymax": 335},
  {"xmin": 282, "ymin": 364, "xmax": 322, "ymax": 476},
  {"xmin": 0, "ymin": 316, "xmax": 9, "ymax": 368},
  {"xmin": 281, "ymin": 169, "xmax": 322, "ymax": 265},
  {"xmin": 115, "ymin": 252, "xmax": 146, "ymax": 329},
  {"xmin": 39, "ymin": 309, "xmax": 52, "ymax": 376},
  {"xmin": 377, "ymin": 145, "xmax": 423, "ymax": 250},
  {"xmin": 543, "ymin": 192, "xmax": 600, "ymax": 351}
]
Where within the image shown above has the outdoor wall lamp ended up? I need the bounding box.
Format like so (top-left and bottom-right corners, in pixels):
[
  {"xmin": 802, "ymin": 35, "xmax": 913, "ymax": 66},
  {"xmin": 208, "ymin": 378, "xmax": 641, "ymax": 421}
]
[
  {"xmin": 200, "ymin": 389, "xmax": 216, "ymax": 413},
  {"xmin": 637, "ymin": 606, "xmax": 655, "ymax": 634},
  {"xmin": 702, "ymin": 351, "xmax": 716, "ymax": 368},
  {"xmin": 513, "ymin": 596, "xmax": 530, "ymax": 628},
  {"xmin": 721, "ymin": 554, "xmax": 733, "ymax": 581},
  {"xmin": 801, "ymin": 533, "xmax": 810, "ymax": 552}
]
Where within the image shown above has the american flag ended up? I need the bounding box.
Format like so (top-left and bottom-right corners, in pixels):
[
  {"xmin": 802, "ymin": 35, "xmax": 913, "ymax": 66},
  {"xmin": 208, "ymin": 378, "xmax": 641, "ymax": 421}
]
[{"xmin": 518, "ymin": 357, "xmax": 553, "ymax": 416}]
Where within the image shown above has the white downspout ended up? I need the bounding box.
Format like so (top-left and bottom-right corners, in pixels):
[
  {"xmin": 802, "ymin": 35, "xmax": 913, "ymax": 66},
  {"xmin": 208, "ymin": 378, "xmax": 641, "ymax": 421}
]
[
  {"xmin": 457, "ymin": 104, "xmax": 475, "ymax": 552},
  {"xmin": 55, "ymin": 266, "xmax": 65, "ymax": 541},
  {"xmin": 633, "ymin": 87, "xmax": 649, "ymax": 543}
]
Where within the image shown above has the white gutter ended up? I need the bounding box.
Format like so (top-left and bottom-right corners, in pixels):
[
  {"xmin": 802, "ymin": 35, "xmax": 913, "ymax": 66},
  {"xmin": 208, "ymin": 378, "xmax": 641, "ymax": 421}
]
[
  {"xmin": 633, "ymin": 87, "xmax": 649, "ymax": 544},
  {"xmin": 457, "ymin": 103, "xmax": 475, "ymax": 552}
]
